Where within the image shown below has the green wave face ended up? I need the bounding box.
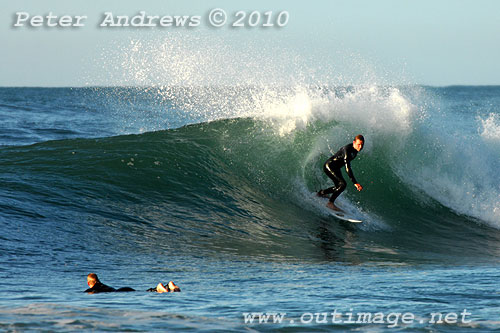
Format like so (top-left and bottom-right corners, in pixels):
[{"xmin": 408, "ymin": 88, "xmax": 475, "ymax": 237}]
[{"xmin": 2, "ymin": 111, "xmax": 500, "ymax": 263}]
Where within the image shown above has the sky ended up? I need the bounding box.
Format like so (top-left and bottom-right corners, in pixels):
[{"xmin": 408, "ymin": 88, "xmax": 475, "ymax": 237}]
[{"xmin": 1, "ymin": 0, "xmax": 499, "ymax": 86}]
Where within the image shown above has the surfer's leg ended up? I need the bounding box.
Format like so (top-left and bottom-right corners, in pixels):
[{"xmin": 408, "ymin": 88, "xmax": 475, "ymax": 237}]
[
  {"xmin": 318, "ymin": 163, "xmax": 339, "ymax": 196},
  {"xmin": 319, "ymin": 163, "xmax": 343, "ymax": 198},
  {"xmin": 328, "ymin": 169, "xmax": 346, "ymax": 203}
]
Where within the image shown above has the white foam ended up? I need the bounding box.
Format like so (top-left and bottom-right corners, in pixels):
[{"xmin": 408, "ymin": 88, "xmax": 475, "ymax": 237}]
[
  {"xmin": 395, "ymin": 109, "xmax": 500, "ymax": 228},
  {"xmin": 248, "ymin": 85, "xmax": 416, "ymax": 141},
  {"xmin": 93, "ymin": 34, "xmax": 415, "ymax": 137},
  {"xmin": 409, "ymin": 165, "xmax": 500, "ymax": 227},
  {"xmin": 479, "ymin": 113, "xmax": 500, "ymax": 142}
]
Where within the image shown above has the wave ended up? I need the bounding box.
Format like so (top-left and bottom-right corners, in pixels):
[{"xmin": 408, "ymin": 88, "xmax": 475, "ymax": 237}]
[{"xmin": 1, "ymin": 85, "xmax": 500, "ymax": 262}]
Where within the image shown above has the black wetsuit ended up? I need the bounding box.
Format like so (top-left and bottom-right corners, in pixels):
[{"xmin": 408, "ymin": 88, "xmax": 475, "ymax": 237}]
[
  {"xmin": 319, "ymin": 143, "xmax": 359, "ymax": 203},
  {"xmin": 84, "ymin": 282, "xmax": 135, "ymax": 294}
]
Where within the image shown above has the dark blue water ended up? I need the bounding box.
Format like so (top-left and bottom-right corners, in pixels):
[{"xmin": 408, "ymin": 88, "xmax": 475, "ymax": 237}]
[{"xmin": 1, "ymin": 86, "xmax": 499, "ymax": 331}]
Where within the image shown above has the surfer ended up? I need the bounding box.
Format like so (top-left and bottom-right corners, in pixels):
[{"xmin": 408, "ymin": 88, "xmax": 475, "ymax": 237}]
[
  {"xmin": 84, "ymin": 273, "xmax": 135, "ymax": 293},
  {"xmin": 84, "ymin": 273, "xmax": 181, "ymax": 294},
  {"xmin": 317, "ymin": 135, "xmax": 364, "ymax": 211},
  {"xmin": 147, "ymin": 281, "xmax": 181, "ymax": 293}
]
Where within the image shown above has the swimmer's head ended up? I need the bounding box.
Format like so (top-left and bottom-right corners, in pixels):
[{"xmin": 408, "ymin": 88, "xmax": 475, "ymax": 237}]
[{"xmin": 87, "ymin": 273, "xmax": 100, "ymax": 288}]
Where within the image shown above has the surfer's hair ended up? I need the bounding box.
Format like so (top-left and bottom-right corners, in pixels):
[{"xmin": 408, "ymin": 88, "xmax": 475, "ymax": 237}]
[
  {"xmin": 87, "ymin": 273, "xmax": 100, "ymax": 283},
  {"xmin": 354, "ymin": 134, "xmax": 365, "ymax": 142}
]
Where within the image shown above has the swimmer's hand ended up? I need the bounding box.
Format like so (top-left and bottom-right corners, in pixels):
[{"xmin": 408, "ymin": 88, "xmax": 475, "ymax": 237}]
[{"xmin": 354, "ymin": 183, "xmax": 363, "ymax": 191}]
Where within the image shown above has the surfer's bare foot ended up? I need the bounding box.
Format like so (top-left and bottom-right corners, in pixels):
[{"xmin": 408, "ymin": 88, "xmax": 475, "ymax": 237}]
[
  {"xmin": 156, "ymin": 283, "xmax": 169, "ymax": 293},
  {"xmin": 168, "ymin": 281, "xmax": 181, "ymax": 292},
  {"xmin": 326, "ymin": 201, "xmax": 341, "ymax": 211},
  {"xmin": 317, "ymin": 190, "xmax": 329, "ymax": 198}
]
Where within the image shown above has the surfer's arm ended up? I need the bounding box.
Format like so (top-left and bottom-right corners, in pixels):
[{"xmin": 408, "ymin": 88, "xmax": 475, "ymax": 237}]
[
  {"xmin": 344, "ymin": 153, "xmax": 358, "ymax": 185},
  {"xmin": 346, "ymin": 162, "xmax": 363, "ymax": 191}
]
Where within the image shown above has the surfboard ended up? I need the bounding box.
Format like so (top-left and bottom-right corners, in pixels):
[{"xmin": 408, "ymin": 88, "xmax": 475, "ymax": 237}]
[
  {"xmin": 316, "ymin": 195, "xmax": 363, "ymax": 223},
  {"xmin": 329, "ymin": 209, "xmax": 363, "ymax": 223}
]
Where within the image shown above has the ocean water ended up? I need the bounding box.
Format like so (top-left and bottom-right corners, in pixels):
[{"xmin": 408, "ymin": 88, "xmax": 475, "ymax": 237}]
[{"xmin": 0, "ymin": 85, "xmax": 499, "ymax": 332}]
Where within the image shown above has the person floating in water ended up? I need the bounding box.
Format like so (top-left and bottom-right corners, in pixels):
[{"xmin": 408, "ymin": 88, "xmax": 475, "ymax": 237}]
[
  {"xmin": 84, "ymin": 273, "xmax": 181, "ymax": 294},
  {"xmin": 317, "ymin": 134, "xmax": 364, "ymax": 211},
  {"xmin": 84, "ymin": 273, "xmax": 135, "ymax": 293}
]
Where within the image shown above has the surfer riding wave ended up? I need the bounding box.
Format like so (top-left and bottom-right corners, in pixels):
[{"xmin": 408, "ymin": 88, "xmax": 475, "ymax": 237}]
[{"xmin": 317, "ymin": 135, "xmax": 364, "ymax": 211}]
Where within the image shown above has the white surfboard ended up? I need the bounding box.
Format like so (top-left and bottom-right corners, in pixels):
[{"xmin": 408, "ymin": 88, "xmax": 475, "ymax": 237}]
[
  {"xmin": 315, "ymin": 195, "xmax": 363, "ymax": 223},
  {"xmin": 329, "ymin": 209, "xmax": 363, "ymax": 223}
]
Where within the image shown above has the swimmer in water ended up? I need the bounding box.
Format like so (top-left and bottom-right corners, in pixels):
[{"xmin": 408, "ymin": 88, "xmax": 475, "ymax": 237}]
[
  {"xmin": 84, "ymin": 273, "xmax": 135, "ymax": 294},
  {"xmin": 84, "ymin": 273, "xmax": 181, "ymax": 294}
]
